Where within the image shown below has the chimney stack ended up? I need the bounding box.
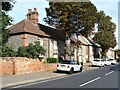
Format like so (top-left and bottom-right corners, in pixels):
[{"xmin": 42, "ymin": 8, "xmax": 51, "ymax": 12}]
[{"xmin": 27, "ymin": 8, "xmax": 38, "ymax": 25}]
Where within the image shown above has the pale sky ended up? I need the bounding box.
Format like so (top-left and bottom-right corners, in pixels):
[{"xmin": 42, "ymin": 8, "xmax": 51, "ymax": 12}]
[{"xmin": 8, "ymin": 0, "xmax": 119, "ymax": 49}]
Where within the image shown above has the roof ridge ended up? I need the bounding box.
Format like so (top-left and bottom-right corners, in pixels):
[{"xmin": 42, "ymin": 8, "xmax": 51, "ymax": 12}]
[{"xmin": 23, "ymin": 19, "xmax": 27, "ymax": 32}]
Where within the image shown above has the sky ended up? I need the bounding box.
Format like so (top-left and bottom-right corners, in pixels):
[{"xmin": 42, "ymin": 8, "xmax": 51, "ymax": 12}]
[{"xmin": 8, "ymin": 0, "xmax": 119, "ymax": 49}]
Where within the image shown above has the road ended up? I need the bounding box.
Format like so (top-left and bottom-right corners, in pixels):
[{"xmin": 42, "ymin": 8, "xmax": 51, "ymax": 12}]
[{"xmin": 6, "ymin": 64, "xmax": 120, "ymax": 89}]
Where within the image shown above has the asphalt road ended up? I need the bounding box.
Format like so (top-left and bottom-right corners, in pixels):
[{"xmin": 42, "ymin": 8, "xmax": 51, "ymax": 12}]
[{"xmin": 7, "ymin": 64, "xmax": 120, "ymax": 89}]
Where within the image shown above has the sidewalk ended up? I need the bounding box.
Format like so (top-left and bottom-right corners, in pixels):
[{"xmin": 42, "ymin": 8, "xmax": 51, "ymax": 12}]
[{"xmin": 1, "ymin": 63, "xmax": 98, "ymax": 89}]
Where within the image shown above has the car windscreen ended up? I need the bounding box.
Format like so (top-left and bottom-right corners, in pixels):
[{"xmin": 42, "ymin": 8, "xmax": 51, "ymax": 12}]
[
  {"xmin": 61, "ymin": 61, "xmax": 71, "ymax": 64},
  {"xmin": 93, "ymin": 60, "xmax": 100, "ymax": 61},
  {"xmin": 109, "ymin": 59, "xmax": 113, "ymax": 61},
  {"xmin": 61, "ymin": 61, "xmax": 75, "ymax": 64}
]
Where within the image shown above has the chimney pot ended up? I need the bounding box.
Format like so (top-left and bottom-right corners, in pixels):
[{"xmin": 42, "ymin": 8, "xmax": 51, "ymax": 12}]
[
  {"xmin": 34, "ymin": 8, "xmax": 37, "ymax": 11},
  {"xmin": 28, "ymin": 9, "xmax": 32, "ymax": 13},
  {"xmin": 27, "ymin": 8, "xmax": 38, "ymax": 25}
]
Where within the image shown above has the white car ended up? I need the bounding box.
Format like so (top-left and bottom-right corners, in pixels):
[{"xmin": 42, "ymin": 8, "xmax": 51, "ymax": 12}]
[
  {"xmin": 92, "ymin": 58, "xmax": 105, "ymax": 67},
  {"xmin": 104, "ymin": 59, "xmax": 111, "ymax": 66},
  {"xmin": 57, "ymin": 60, "xmax": 83, "ymax": 74},
  {"xmin": 109, "ymin": 59, "xmax": 117, "ymax": 65}
]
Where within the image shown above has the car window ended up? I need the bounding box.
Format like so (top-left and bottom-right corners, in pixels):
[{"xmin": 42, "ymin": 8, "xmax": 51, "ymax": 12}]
[
  {"xmin": 74, "ymin": 61, "xmax": 78, "ymax": 65},
  {"xmin": 70, "ymin": 61, "xmax": 75, "ymax": 64}
]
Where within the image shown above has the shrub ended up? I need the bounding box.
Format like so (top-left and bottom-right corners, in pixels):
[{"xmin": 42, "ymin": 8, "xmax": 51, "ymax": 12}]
[
  {"xmin": 58, "ymin": 57, "xmax": 63, "ymax": 63},
  {"xmin": 47, "ymin": 57, "xmax": 59, "ymax": 63},
  {"xmin": 34, "ymin": 42, "xmax": 46, "ymax": 55},
  {"xmin": 0, "ymin": 45, "xmax": 17, "ymax": 57},
  {"xmin": 17, "ymin": 42, "xmax": 46, "ymax": 59},
  {"xmin": 17, "ymin": 46, "xmax": 28, "ymax": 57}
]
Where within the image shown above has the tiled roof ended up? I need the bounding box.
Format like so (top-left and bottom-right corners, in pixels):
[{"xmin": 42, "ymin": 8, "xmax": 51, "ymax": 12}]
[
  {"xmin": 87, "ymin": 37, "xmax": 100, "ymax": 47},
  {"xmin": 38, "ymin": 24, "xmax": 66, "ymax": 41},
  {"xmin": 9, "ymin": 19, "xmax": 66, "ymax": 41},
  {"xmin": 70, "ymin": 35, "xmax": 91, "ymax": 46},
  {"xmin": 9, "ymin": 19, "xmax": 49, "ymax": 37},
  {"xmin": 79, "ymin": 35, "xmax": 91, "ymax": 46}
]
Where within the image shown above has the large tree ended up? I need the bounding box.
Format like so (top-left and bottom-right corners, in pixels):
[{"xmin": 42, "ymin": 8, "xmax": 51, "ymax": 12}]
[
  {"xmin": 0, "ymin": 1, "xmax": 16, "ymax": 57},
  {"xmin": 94, "ymin": 11, "xmax": 117, "ymax": 58},
  {"xmin": 0, "ymin": 1, "xmax": 15, "ymax": 45},
  {"xmin": 44, "ymin": 2, "xmax": 98, "ymax": 59},
  {"xmin": 44, "ymin": 2, "xmax": 97, "ymax": 37}
]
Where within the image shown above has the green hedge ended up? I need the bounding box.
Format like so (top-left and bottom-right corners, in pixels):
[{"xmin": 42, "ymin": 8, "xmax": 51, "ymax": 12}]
[
  {"xmin": 47, "ymin": 57, "xmax": 59, "ymax": 63},
  {"xmin": 0, "ymin": 45, "xmax": 17, "ymax": 57},
  {"xmin": 17, "ymin": 42, "xmax": 46, "ymax": 59}
]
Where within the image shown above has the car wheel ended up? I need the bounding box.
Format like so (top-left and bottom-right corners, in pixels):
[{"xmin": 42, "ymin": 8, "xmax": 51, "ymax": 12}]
[
  {"xmin": 69, "ymin": 68, "xmax": 74, "ymax": 74},
  {"xmin": 100, "ymin": 65, "xmax": 102, "ymax": 68},
  {"xmin": 57, "ymin": 70, "xmax": 60, "ymax": 73},
  {"xmin": 79, "ymin": 67, "xmax": 83, "ymax": 72},
  {"xmin": 102, "ymin": 65, "xmax": 104, "ymax": 67}
]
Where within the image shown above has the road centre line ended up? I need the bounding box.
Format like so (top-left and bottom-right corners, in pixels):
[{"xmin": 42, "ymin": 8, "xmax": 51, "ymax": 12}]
[
  {"xmin": 105, "ymin": 71, "xmax": 114, "ymax": 76},
  {"xmin": 79, "ymin": 77, "xmax": 101, "ymax": 87}
]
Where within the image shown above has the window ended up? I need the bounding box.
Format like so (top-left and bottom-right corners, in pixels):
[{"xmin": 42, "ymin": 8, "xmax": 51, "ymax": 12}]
[
  {"xmin": 53, "ymin": 40, "xmax": 58, "ymax": 49},
  {"xmin": 37, "ymin": 38, "xmax": 43, "ymax": 46}
]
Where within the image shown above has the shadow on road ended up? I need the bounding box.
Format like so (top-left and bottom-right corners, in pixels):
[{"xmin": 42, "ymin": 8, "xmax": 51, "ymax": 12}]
[{"xmin": 109, "ymin": 64, "xmax": 120, "ymax": 71}]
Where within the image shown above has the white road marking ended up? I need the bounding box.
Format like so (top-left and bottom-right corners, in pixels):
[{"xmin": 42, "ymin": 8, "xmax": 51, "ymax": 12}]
[
  {"xmin": 79, "ymin": 77, "xmax": 101, "ymax": 87},
  {"xmin": 105, "ymin": 71, "xmax": 114, "ymax": 76}
]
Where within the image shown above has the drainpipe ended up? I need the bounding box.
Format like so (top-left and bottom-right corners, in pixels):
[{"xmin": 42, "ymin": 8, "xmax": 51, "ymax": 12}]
[
  {"xmin": 88, "ymin": 45, "xmax": 90, "ymax": 62},
  {"xmin": 13, "ymin": 60, "xmax": 15, "ymax": 75},
  {"xmin": 48, "ymin": 39, "xmax": 50, "ymax": 57}
]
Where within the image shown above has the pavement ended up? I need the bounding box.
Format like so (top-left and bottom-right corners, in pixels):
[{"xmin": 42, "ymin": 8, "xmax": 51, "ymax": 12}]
[{"xmin": 1, "ymin": 63, "xmax": 98, "ymax": 89}]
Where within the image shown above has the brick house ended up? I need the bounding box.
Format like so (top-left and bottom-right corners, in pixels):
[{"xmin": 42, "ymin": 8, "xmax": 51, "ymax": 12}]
[
  {"xmin": 7, "ymin": 8, "xmax": 66, "ymax": 59},
  {"xmin": 7, "ymin": 8, "xmax": 95, "ymax": 63}
]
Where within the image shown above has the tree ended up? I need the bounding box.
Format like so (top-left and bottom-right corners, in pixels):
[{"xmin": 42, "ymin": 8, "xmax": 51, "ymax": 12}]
[
  {"xmin": 0, "ymin": 1, "xmax": 16, "ymax": 57},
  {"xmin": 44, "ymin": 2, "xmax": 98, "ymax": 59},
  {"xmin": 44, "ymin": 2, "xmax": 97, "ymax": 37},
  {"xmin": 0, "ymin": 1, "xmax": 15, "ymax": 45},
  {"xmin": 0, "ymin": 45, "xmax": 17, "ymax": 57},
  {"xmin": 94, "ymin": 11, "xmax": 117, "ymax": 58}
]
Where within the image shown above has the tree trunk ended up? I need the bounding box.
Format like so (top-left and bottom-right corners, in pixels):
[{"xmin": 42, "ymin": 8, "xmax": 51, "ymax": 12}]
[{"xmin": 64, "ymin": 34, "xmax": 71, "ymax": 60}]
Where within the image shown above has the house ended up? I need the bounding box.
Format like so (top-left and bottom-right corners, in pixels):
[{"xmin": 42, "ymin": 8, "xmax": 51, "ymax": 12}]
[
  {"xmin": 67, "ymin": 35, "xmax": 93, "ymax": 63},
  {"xmin": 106, "ymin": 48, "xmax": 115, "ymax": 59},
  {"xmin": 7, "ymin": 8, "xmax": 66, "ymax": 59},
  {"xmin": 87, "ymin": 37, "xmax": 101, "ymax": 59},
  {"xmin": 78, "ymin": 35, "xmax": 93, "ymax": 63},
  {"xmin": 7, "ymin": 8, "xmax": 96, "ymax": 63}
]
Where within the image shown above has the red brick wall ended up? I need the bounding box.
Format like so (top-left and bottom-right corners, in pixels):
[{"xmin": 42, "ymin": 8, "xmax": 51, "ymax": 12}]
[{"xmin": 0, "ymin": 57, "xmax": 57, "ymax": 75}]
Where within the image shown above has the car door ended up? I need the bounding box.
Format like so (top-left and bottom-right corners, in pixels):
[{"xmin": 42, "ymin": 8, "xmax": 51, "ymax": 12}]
[
  {"xmin": 101, "ymin": 59, "xmax": 104, "ymax": 66},
  {"xmin": 74, "ymin": 61, "xmax": 81, "ymax": 71}
]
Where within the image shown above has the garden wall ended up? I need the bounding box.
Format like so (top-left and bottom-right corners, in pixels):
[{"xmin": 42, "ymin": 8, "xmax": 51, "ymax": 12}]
[{"xmin": 0, "ymin": 57, "xmax": 57, "ymax": 75}]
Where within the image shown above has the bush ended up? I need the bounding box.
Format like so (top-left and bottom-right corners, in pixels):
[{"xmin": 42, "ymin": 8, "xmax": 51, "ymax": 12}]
[
  {"xmin": 27, "ymin": 43, "xmax": 38, "ymax": 59},
  {"xmin": 58, "ymin": 57, "xmax": 63, "ymax": 63},
  {"xmin": 17, "ymin": 46, "xmax": 28, "ymax": 57},
  {"xmin": 0, "ymin": 45, "xmax": 17, "ymax": 57},
  {"xmin": 47, "ymin": 57, "xmax": 59, "ymax": 63},
  {"xmin": 17, "ymin": 42, "xmax": 46, "ymax": 59}
]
